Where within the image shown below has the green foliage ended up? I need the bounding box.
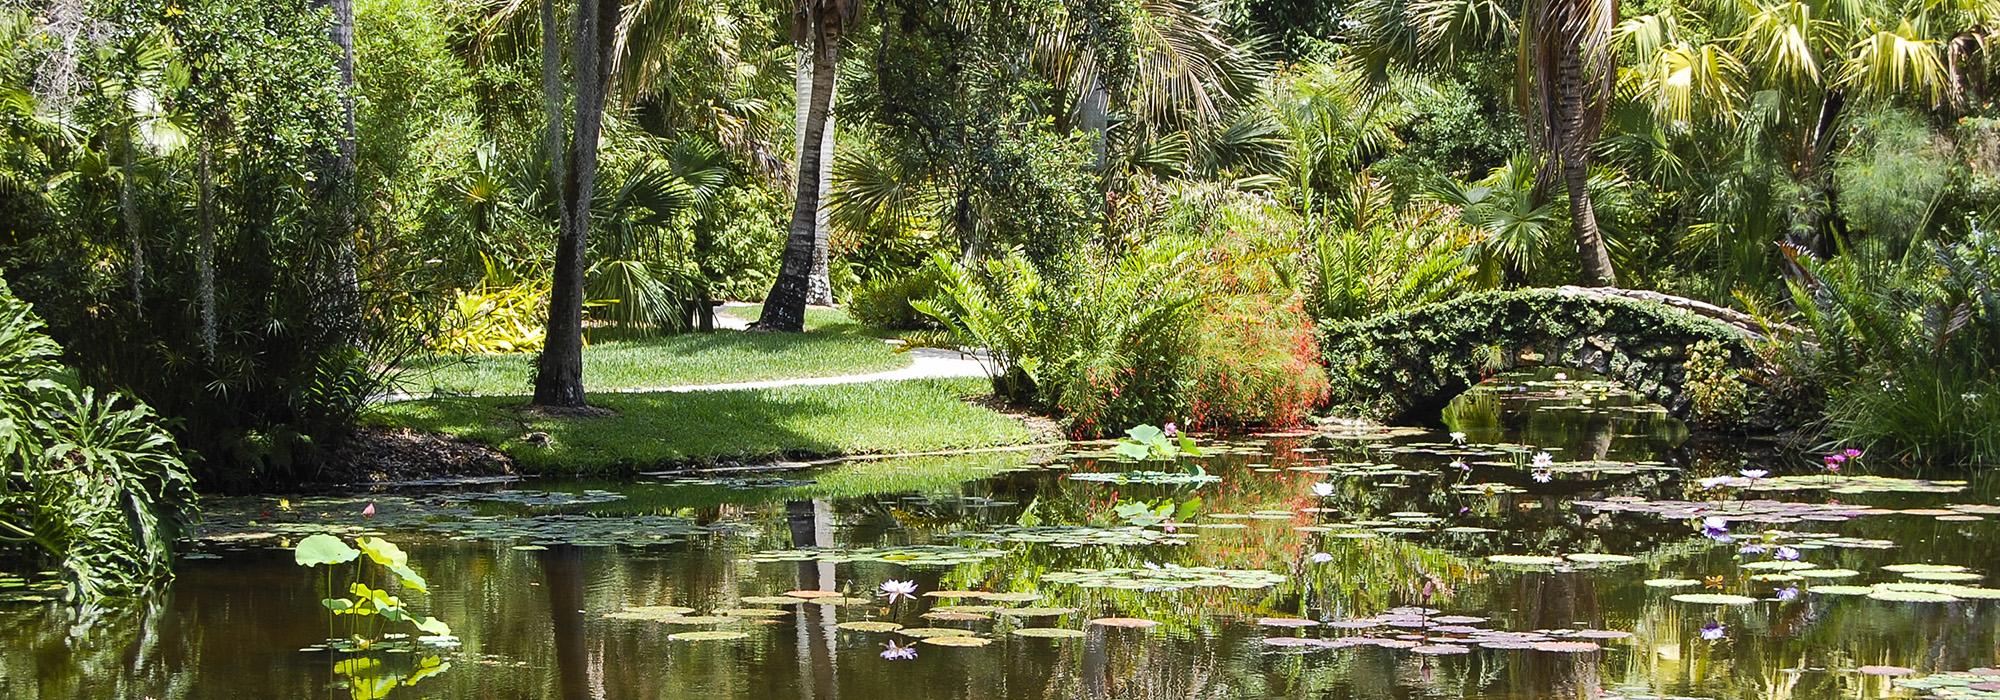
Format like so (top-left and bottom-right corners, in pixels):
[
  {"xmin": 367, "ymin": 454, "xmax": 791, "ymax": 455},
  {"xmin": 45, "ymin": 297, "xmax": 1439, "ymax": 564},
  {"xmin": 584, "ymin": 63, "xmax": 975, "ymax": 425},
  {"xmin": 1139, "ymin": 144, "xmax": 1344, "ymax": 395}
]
[
  {"xmin": 1787, "ymin": 233, "xmax": 2000, "ymax": 463},
  {"xmin": 1319, "ymin": 289, "xmax": 1774, "ymax": 426},
  {"xmin": 846, "ymin": 266, "xmax": 945, "ymax": 332},
  {"xmin": 1111, "ymin": 424, "xmax": 1203, "ymax": 461},
  {"xmin": 1683, "ymin": 340, "xmax": 1751, "ymax": 428},
  {"xmin": 293, "ymin": 534, "xmax": 452, "ymax": 640},
  {"xmin": 0, "ymin": 281, "xmax": 195, "ymax": 600},
  {"xmin": 429, "ymin": 257, "xmax": 549, "ymax": 354},
  {"xmin": 1833, "ymin": 107, "xmax": 1955, "ymax": 243},
  {"xmin": 917, "ymin": 246, "xmax": 1202, "ymax": 435},
  {"xmin": 1306, "ymin": 172, "xmax": 1483, "ymax": 324}
]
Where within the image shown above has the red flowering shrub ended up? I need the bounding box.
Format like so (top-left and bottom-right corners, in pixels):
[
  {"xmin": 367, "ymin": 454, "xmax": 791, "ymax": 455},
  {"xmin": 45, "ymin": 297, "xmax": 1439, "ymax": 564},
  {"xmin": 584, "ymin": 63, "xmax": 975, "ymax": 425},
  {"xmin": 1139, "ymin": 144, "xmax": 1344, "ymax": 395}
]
[{"xmin": 1186, "ymin": 293, "xmax": 1328, "ymax": 429}]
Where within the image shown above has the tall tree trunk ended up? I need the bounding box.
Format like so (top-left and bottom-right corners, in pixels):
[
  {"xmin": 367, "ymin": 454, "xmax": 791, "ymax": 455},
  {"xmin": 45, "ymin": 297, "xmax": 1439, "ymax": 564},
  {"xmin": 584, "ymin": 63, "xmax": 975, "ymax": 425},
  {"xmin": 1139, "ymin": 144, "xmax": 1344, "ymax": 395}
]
[
  {"xmin": 121, "ymin": 122, "xmax": 143, "ymax": 315},
  {"xmin": 533, "ymin": 0, "xmax": 617, "ymax": 408},
  {"xmin": 316, "ymin": 0, "xmax": 362, "ymax": 344},
  {"xmin": 196, "ymin": 134, "xmax": 217, "ymax": 363},
  {"xmin": 795, "ymin": 51, "xmax": 838, "ymax": 307},
  {"xmin": 1553, "ymin": 31, "xmax": 1615, "ymax": 286},
  {"xmin": 758, "ymin": 18, "xmax": 840, "ymax": 332}
]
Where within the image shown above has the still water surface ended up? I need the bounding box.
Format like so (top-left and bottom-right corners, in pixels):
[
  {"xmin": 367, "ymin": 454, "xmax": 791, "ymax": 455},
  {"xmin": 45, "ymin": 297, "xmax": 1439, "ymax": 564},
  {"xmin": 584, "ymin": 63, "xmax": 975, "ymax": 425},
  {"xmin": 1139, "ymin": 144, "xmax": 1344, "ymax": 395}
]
[{"xmin": 6, "ymin": 372, "xmax": 1999, "ymax": 699}]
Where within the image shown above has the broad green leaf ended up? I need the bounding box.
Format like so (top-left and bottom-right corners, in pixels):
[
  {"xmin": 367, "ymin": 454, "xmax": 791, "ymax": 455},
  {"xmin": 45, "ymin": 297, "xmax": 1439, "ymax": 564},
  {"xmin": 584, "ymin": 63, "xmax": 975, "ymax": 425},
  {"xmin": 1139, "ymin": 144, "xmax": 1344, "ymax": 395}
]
[
  {"xmin": 414, "ymin": 616, "xmax": 452, "ymax": 636},
  {"xmin": 294, "ymin": 534, "xmax": 359, "ymax": 567},
  {"xmin": 355, "ymin": 537, "xmax": 409, "ymax": 569}
]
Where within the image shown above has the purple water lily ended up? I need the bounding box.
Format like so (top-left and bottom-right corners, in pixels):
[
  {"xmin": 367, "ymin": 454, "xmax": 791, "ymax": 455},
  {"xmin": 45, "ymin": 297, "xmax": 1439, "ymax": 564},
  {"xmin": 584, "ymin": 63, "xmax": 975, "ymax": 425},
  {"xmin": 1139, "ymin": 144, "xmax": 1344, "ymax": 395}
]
[
  {"xmin": 1700, "ymin": 621, "xmax": 1727, "ymax": 641},
  {"xmin": 1775, "ymin": 586, "xmax": 1800, "ymax": 601},
  {"xmin": 1774, "ymin": 546, "xmax": 1801, "ymax": 561},
  {"xmin": 1700, "ymin": 517, "xmax": 1732, "ymax": 542},
  {"xmin": 1163, "ymin": 422, "xmax": 1179, "ymax": 438},
  {"xmin": 1738, "ymin": 544, "xmax": 1767, "ymax": 555},
  {"xmin": 881, "ymin": 641, "xmax": 918, "ymax": 660},
  {"xmin": 1310, "ymin": 552, "xmax": 1333, "ymax": 564}
]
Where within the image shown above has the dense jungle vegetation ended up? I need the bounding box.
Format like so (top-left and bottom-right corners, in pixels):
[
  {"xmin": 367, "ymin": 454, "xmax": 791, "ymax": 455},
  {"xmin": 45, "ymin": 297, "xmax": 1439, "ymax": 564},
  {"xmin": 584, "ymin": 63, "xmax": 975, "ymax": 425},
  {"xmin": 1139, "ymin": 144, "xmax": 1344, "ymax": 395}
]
[{"xmin": 0, "ymin": 0, "xmax": 1996, "ymax": 596}]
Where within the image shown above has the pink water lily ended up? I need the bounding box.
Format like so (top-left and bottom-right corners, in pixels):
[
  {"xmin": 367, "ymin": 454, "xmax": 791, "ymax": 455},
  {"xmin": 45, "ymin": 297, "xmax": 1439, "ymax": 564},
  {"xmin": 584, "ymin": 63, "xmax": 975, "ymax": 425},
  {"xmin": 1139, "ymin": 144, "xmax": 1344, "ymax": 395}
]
[{"xmin": 362, "ymin": 503, "xmax": 376, "ymax": 518}]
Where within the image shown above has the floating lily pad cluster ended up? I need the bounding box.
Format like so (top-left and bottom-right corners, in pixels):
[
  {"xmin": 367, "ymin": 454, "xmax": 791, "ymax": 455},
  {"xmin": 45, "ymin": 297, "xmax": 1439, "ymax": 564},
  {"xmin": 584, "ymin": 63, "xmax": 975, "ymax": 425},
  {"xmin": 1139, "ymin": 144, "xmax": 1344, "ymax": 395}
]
[
  {"xmin": 440, "ymin": 489, "xmax": 626, "ymax": 507},
  {"xmin": 954, "ymin": 526, "xmax": 1196, "ymax": 548},
  {"xmin": 1895, "ymin": 668, "xmax": 2000, "ymax": 698},
  {"xmin": 1261, "ymin": 606, "xmax": 1629, "ymax": 655},
  {"xmin": 415, "ymin": 514, "xmax": 733, "ymax": 547},
  {"xmin": 1577, "ymin": 497, "xmax": 1888, "ymax": 523},
  {"xmin": 1485, "ymin": 553, "xmax": 1639, "ymax": 569},
  {"xmin": 743, "ymin": 545, "xmax": 1004, "ymax": 567},
  {"xmin": 1732, "ymin": 475, "xmax": 1969, "ymax": 495},
  {"xmin": 1065, "ymin": 470, "xmax": 1221, "ymax": 485},
  {"xmin": 1042, "ymin": 565, "xmax": 1285, "ymax": 591}
]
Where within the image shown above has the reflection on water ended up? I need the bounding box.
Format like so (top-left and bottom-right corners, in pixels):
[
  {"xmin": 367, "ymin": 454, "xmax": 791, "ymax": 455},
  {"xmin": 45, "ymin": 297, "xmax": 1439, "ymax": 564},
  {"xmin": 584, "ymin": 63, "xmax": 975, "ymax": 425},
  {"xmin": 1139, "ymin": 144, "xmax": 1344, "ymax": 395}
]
[{"xmin": 3, "ymin": 371, "xmax": 1998, "ymax": 699}]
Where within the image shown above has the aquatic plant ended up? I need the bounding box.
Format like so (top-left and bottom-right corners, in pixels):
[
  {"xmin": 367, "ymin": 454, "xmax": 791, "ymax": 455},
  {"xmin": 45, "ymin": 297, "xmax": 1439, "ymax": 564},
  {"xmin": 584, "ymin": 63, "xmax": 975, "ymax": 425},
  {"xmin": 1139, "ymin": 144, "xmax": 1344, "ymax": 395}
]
[
  {"xmin": 293, "ymin": 534, "xmax": 452, "ymax": 644},
  {"xmin": 1112, "ymin": 424, "xmax": 1203, "ymax": 461}
]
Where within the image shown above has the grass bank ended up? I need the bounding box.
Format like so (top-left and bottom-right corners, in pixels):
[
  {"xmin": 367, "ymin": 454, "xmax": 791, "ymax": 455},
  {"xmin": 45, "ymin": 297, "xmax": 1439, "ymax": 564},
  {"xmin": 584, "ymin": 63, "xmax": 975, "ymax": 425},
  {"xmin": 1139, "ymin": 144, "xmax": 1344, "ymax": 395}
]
[
  {"xmin": 397, "ymin": 306, "xmax": 906, "ymax": 396},
  {"xmin": 367, "ymin": 378, "xmax": 1036, "ymax": 474}
]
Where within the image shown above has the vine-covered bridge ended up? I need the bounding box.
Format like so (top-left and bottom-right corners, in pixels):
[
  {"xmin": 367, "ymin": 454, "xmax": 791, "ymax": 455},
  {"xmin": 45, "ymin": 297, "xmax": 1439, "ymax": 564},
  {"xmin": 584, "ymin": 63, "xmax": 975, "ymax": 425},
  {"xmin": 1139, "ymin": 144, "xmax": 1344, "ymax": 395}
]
[{"xmin": 1318, "ymin": 287, "xmax": 1798, "ymax": 429}]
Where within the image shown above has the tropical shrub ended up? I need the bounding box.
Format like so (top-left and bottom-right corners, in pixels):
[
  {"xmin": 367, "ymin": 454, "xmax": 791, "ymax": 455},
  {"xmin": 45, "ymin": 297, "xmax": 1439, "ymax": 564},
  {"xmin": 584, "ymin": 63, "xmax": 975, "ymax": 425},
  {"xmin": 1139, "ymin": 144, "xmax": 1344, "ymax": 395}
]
[
  {"xmin": 430, "ymin": 262, "xmax": 550, "ymax": 355},
  {"xmin": 1786, "ymin": 233, "xmax": 2000, "ymax": 464},
  {"xmin": 847, "ymin": 267, "xmax": 944, "ymax": 331},
  {"xmin": 0, "ymin": 281, "xmax": 195, "ymax": 600},
  {"xmin": 917, "ymin": 245, "xmax": 1202, "ymax": 436}
]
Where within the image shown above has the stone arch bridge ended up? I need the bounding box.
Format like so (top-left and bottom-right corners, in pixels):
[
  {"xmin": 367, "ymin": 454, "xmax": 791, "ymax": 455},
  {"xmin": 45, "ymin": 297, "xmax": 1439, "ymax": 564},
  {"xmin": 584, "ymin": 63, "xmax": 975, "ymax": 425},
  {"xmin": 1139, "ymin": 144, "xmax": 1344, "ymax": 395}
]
[{"xmin": 1318, "ymin": 287, "xmax": 1800, "ymax": 429}]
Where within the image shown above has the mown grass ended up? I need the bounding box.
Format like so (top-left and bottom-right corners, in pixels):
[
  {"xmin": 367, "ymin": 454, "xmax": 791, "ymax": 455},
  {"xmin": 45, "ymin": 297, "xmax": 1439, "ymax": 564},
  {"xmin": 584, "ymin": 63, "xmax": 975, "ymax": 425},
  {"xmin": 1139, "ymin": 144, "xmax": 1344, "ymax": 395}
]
[
  {"xmin": 396, "ymin": 306, "xmax": 907, "ymax": 396},
  {"xmin": 367, "ymin": 378, "xmax": 1036, "ymax": 474}
]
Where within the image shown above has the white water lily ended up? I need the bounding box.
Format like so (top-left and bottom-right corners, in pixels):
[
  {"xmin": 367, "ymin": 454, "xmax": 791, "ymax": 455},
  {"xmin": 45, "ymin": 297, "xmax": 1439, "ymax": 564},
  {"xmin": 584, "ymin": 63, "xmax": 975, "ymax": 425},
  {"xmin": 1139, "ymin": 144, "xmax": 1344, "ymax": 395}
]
[
  {"xmin": 1449, "ymin": 431, "xmax": 1467, "ymax": 445},
  {"xmin": 1311, "ymin": 482, "xmax": 1335, "ymax": 497},
  {"xmin": 1310, "ymin": 552, "xmax": 1333, "ymax": 564},
  {"xmin": 1531, "ymin": 452, "xmax": 1554, "ymax": 469},
  {"xmin": 878, "ymin": 579, "xmax": 917, "ymax": 604}
]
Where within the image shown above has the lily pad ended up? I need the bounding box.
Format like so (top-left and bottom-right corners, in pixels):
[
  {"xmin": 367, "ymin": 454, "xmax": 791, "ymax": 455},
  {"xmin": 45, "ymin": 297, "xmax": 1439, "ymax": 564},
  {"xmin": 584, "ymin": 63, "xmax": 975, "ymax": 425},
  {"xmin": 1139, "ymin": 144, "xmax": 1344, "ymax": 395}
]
[
  {"xmin": 668, "ymin": 630, "xmax": 749, "ymax": 642},
  {"xmin": 919, "ymin": 636, "xmax": 993, "ymax": 647},
  {"xmin": 1011, "ymin": 628, "xmax": 1086, "ymax": 639},
  {"xmin": 1670, "ymin": 594, "xmax": 1760, "ymax": 605},
  {"xmin": 836, "ymin": 621, "xmax": 904, "ymax": 633}
]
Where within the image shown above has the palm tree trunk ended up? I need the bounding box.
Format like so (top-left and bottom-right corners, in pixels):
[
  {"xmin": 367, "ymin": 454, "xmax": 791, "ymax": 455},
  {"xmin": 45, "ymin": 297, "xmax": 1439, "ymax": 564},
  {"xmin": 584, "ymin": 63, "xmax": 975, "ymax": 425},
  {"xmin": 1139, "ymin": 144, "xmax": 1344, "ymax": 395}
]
[
  {"xmin": 795, "ymin": 51, "xmax": 838, "ymax": 307},
  {"xmin": 1555, "ymin": 50, "xmax": 1615, "ymax": 286},
  {"xmin": 758, "ymin": 18, "xmax": 840, "ymax": 333},
  {"xmin": 533, "ymin": 0, "xmax": 617, "ymax": 408}
]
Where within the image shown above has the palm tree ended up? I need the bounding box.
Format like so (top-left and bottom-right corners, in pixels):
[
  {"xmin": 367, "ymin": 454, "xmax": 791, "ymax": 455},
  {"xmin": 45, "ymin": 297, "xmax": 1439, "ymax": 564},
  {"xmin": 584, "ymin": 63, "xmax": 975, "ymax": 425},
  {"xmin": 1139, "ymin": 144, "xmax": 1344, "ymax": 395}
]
[
  {"xmin": 756, "ymin": 0, "xmax": 858, "ymax": 332},
  {"xmin": 1616, "ymin": 0, "xmax": 1982, "ymax": 281},
  {"xmin": 313, "ymin": 0, "xmax": 362, "ymax": 342},
  {"xmin": 531, "ymin": 0, "xmax": 620, "ymax": 409},
  {"xmin": 1522, "ymin": 0, "xmax": 1617, "ymax": 285},
  {"xmin": 1350, "ymin": 0, "xmax": 1620, "ymax": 285}
]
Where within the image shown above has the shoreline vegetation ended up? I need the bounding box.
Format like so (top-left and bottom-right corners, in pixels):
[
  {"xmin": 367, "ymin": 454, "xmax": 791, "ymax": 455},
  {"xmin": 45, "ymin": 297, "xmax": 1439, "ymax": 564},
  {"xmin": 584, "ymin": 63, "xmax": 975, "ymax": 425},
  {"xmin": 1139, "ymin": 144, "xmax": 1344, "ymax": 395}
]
[{"xmin": 366, "ymin": 377, "xmax": 1045, "ymax": 477}]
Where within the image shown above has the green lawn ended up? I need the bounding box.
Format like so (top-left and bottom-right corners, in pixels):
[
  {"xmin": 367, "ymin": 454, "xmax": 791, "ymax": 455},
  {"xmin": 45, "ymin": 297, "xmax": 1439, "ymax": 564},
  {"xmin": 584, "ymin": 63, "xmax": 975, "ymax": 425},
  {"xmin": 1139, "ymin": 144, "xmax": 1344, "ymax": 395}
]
[
  {"xmin": 368, "ymin": 378, "xmax": 1035, "ymax": 474},
  {"xmin": 398, "ymin": 306, "xmax": 907, "ymax": 395}
]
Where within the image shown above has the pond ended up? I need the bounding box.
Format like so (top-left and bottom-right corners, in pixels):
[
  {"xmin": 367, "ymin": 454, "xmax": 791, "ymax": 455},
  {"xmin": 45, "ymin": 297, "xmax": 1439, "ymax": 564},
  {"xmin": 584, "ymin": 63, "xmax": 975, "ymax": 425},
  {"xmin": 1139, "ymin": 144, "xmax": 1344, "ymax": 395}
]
[{"xmin": 6, "ymin": 371, "xmax": 1999, "ymax": 699}]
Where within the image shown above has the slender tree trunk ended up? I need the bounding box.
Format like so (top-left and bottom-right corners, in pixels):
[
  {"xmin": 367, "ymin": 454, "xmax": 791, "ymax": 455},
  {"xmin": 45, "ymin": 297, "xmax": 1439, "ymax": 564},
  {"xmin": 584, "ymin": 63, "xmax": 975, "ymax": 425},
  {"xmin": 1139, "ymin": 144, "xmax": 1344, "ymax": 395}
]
[
  {"xmin": 197, "ymin": 134, "xmax": 217, "ymax": 363},
  {"xmin": 121, "ymin": 122, "xmax": 143, "ymax": 315},
  {"xmin": 1554, "ymin": 51, "xmax": 1615, "ymax": 286},
  {"xmin": 533, "ymin": 0, "xmax": 617, "ymax": 408},
  {"xmin": 795, "ymin": 51, "xmax": 838, "ymax": 307},
  {"xmin": 316, "ymin": 0, "xmax": 362, "ymax": 344},
  {"xmin": 758, "ymin": 18, "xmax": 840, "ymax": 332}
]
